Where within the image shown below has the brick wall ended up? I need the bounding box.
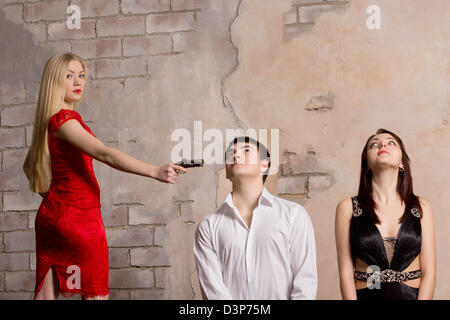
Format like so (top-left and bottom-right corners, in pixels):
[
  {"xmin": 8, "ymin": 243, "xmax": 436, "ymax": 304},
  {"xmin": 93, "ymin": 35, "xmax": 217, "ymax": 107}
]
[
  {"xmin": 0, "ymin": 0, "xmax": 202, "ymax": 300},
  {"xmin": 283, "ymin": 0, "xmax": 349, "ymax": 38}
]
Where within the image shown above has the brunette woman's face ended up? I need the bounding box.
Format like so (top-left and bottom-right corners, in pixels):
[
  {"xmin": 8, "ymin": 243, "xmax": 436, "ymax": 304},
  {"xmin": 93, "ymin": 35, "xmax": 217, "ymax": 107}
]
[
  {"xmin": 63, "ymin": 59, "xmax": 85, "ymax": 105},
  {"xmin": 366, "ymin": 133, "xmax": 403, "ymax": 172}
]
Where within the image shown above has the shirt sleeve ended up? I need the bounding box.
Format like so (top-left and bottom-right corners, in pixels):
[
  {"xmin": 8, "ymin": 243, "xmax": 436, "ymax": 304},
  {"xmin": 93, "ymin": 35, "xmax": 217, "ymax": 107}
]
[
  {"xmin": 193, "ymin": 218, "xmax": 233, "ymax": 300},
  {"xmin": 289, "ymin": 206, "xmax": 318, "ymax": 300}
]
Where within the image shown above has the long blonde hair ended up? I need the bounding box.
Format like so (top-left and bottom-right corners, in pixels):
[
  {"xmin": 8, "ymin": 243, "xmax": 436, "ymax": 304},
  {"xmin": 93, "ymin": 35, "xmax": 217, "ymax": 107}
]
[{"xmin": 29, "ymin": 53, "xmax": 86, "ymax": 192}]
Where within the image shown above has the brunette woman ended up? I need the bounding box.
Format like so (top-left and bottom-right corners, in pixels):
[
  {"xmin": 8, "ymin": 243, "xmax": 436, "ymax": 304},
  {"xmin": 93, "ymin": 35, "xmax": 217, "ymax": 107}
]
[{"xmin": 335, "ymin": 128, "xmax": 436, "ymax": 300}]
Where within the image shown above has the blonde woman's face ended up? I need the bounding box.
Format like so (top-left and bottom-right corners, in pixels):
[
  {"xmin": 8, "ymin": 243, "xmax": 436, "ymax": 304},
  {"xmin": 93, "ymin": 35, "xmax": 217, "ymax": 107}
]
[{"xmin": 63, "ymin": 59, "xmax": 85, "ymax": 105}]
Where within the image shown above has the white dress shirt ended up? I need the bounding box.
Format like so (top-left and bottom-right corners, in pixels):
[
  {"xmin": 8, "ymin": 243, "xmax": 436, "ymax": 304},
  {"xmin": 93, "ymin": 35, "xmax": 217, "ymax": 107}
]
[{"xmin": 193, "ymin": 187, "xmax": 317, "ymax": 300}]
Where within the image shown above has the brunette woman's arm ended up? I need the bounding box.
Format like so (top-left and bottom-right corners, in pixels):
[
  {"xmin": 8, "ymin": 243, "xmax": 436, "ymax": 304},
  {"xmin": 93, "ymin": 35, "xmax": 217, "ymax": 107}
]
[
  {"xmin": 417, "ymin": 197, "xmax": 436, "ymax": 300},
  {"xmin": 335, "ymin": 198, "xmax": 358, "ymax": 300}
]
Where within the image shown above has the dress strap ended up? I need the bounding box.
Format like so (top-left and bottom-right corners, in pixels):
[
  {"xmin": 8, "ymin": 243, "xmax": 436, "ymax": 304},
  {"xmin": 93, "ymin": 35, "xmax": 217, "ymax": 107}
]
[{"xmin": 351, "ymin": 196, "xmax": 362, "ymax": 217}]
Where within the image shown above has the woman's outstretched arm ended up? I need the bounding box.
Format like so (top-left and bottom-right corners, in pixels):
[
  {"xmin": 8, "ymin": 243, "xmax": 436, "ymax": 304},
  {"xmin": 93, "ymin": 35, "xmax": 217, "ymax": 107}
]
[{"xmin": 54, "ymin": 119, "xmax": 187, "ymax": 184}]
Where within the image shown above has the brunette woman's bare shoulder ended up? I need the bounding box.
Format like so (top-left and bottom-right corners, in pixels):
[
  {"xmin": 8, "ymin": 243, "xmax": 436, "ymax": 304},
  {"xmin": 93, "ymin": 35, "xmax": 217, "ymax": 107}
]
[
  {"xmin": 418, "ymin": 196, "xmax": 431, "ymax": 209},
  {"xmin": 336, "ymin": 197, "xmax": 353, "ymax": 219}
]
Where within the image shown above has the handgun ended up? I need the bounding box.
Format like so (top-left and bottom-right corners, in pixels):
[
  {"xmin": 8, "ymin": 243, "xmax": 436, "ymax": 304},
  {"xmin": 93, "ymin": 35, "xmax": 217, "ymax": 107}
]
[{"xmin": 174, "ymin": 159, "xmax": 204, "ymax": 174}]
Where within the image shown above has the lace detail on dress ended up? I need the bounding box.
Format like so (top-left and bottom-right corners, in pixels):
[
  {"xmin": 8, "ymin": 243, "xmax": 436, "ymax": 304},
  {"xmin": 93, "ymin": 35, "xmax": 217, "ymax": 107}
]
[
  {"xmin": 48, "ymin": 109, "xmax": 81, "ymax": 133},
  {"xmin": 382, "ymin": 237, "xmax": 397, "ymax": 265}
]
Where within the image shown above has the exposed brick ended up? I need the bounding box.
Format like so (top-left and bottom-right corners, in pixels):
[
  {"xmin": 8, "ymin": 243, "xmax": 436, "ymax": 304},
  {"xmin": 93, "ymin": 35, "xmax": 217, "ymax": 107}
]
[
  {"xmin": 0, "ymin": 149, "xmax": 29, "ymax": 191},
  {"xmin": 153, "ymin": 226, "xmax": 168, "ymax": 246},
  {"xmin": 25, "ymin": 81, "xmax": 41, "ymax": 104},
  {"xmin": 30, "ymin": 252, "xmax": 36, "ymax": 270},
  {"xmin": 26, "ymin": 126, "xmax": 34, "ymax": 147},
  {"xmin": 0, "ymin": 253, "xmax": 29, "ymax": 270},
  {"xmin": 4, "ymin": 230, "xmax": 35, "ymax": 252},
  {"xmin": 121, "ymin": 0, "xmax": 169, "ymax": 14},
  {"xmin": 154, "ymin": 267, "xmax": 167, "ymax": 288},
  {"xmin": 3, "ymin": 191, "xmax": 42, "ymax": 211},
  {"xmin": 308, "ymin": 175, "xmax": 332, "ymax": 190},
  {"xmin": 298, "ymin": 3, "xmax": 348, "ymax": 24},
  {"xmin": 292, "ymin": 0, "xmax": 327, "ymax": 5},
  {"xmin": 70, "ymin": 0, "xmax": 119, "ymax": 17},
  {"xmin": 46, "ymin": 41, "xmax": 72, "ymax": 54},
  {"xmin": 283, "ymin": 7, "xmax": 298, "ymax": 25},
  {"xmin": 172, "ymin": 31, "xmax": 195, "ymax": 52},
  {"xmin": 277, "ymin": 176, "xmax": 307, "ymax": 195},
  {"xmin": 109, "ymin": 289, "xmax": 130, "ymax": 300},
  {"xmin": 2, "ymin": 4, "xmax": 24, "ymax": 23},
  {"xmin": 130, "ymin": 247, "xmax": 170, "ymax": 267},
  {"xmin": 109, "ymin": 268, "xmax": 154, "ymax": 288},
  {"xmin": 87, "ymin": 121, "xmax": 120, "ymax": 143},
  {"xmin": 285, "ymin": 23, "xmax": 314, "ymax": 38},
  {"xmin": 28, "ymin": 211, "xmax": 37, "ymax": 229},
  {"xmin": 123, "ymin": 35, "xmax": 172, "ymax": 56},
  {"xmin": 5, "ymin": 271, "xmax": 35, "ymax": 291},
  {"xmin": 96, "ymin": 57, "xmax": 147, "ymax": 78},
  {"xmin": 48, "ymin": 20, "xmax": 96, "ymax": 41},
  {"xmin": 84, "ymin": 60, "xmax": 96, "ymax": 80},
  {"xmin": 281, "ymin": 152, "xmax": 323, "ymax": 175},
  {"xmin": 146, "ymin": 12, "xmax": 195, "ymax": 33},
  {"xmin": 24, "ymin": 0, "xmax": 67, "ymax": 22},
  {"xmin": 81, "ymin": 79, "xmax": 123, "ymax": 117},
  {"xmin": 0, "ymin": 128, "xmax": 25, "ymax": 149},
  {"xmin": 102, "ymin": 206, "xmax": 128, "ymax": 227},
  {"xmin": 0, "ymin": 83, "xmax": 26, "ymax": 106},
  {"xmin": 1, "ymin": 104, "xmax": 35, "ymax": 127},
  {"xmin": 0, "ymin": 212, "xmax": 28, "ymax": 231},
  {"xmin": 171, "ymin": 0, "xmax": 203, "ymax": 11},
  {"xmin": 128, "ymin": 206, "xmax": 173, "ymax": 225},
  {"xmin": 177, "ymin": 201, "xmax": 195, "ymax": 222},
  {"xmin": 71, "ymin": 38, "xmax": 122, "ymax": 59},
  {"xmin": 97, "ymin": 16, "xmax": 145, "ymax": 37},
  {"xmin": 23, "ymin": 23, "xmax": 47, "ymax": 44},
  {"xmin": 0, "ymin": 292, "xmax": 33, "ymax": 300},
  {"xmin": 106, "ymin": 226, "xmax": 153, "ymax": 247},
  {"xmin": 109, "ymin": 248, "xmax": 129, "ymax": 268},
  {"xmin": 129, "ymin": 288, "xmax": 164, "ymax": 299},
  {"xmin": 306, "ymin": 91, "xmax": 334, "ymax": 111}
]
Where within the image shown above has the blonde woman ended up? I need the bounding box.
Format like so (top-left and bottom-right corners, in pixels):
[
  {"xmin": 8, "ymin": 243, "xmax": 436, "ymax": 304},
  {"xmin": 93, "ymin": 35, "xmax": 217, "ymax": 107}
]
[{"xmin": 23, "ymin": 53, "xmax": 187, "ymax": 300}]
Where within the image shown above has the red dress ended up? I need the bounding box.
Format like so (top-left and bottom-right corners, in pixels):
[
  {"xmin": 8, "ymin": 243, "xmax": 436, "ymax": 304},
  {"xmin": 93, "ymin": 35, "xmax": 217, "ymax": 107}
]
[{"xmin": 34, "ymin": 109, "xmax": 109, "ymax": 298}]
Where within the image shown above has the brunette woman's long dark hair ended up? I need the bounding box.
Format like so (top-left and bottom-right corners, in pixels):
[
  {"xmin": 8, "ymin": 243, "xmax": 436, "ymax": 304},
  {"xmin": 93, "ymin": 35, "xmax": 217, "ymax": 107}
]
[{"xmin": 357, "ymin": 128, "xmax": 422, "ymax": 224}]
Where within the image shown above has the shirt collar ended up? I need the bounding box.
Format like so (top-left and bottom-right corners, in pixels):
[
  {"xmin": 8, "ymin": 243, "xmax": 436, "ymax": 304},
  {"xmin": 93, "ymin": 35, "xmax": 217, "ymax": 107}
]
[{"xmin": 223, "ymin": 187, "xmax": 274, "ymax": 211}]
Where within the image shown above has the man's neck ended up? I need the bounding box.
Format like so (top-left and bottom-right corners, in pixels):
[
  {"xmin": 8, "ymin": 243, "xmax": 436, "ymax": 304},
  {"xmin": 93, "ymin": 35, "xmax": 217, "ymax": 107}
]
[{"xmin": 231, "ymin": 179, "xmax": 264, "ymax": 227}]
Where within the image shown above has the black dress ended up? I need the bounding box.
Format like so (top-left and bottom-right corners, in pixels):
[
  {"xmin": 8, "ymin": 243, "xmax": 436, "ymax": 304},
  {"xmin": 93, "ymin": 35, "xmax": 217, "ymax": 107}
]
[{"xmin": 350, "ymin": 197, "xmax": 422, "ymax": 300}]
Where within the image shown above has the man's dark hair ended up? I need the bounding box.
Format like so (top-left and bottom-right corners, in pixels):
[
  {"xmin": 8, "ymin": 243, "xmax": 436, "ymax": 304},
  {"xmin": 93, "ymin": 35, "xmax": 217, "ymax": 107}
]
[{"xmin": 225, "ymin": 136, "xmax": 271, "ymax": 184}]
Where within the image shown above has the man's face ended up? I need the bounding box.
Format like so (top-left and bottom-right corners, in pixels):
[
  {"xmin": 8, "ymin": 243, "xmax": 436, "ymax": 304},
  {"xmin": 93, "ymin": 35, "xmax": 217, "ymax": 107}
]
[{"xmin": 225, "ymin": 142, "xmax": 268, "ymax": 183}]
